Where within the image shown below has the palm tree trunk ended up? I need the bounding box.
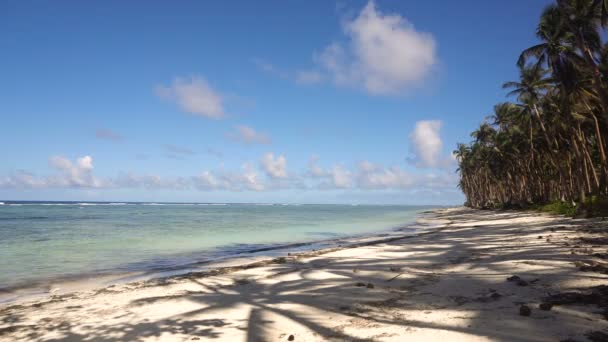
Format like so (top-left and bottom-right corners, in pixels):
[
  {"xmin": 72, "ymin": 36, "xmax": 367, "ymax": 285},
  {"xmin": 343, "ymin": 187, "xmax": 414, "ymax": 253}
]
[
  {"xmin": 575, "ymin": 31, "xmax": 608, "ymax": 122},
  {"xmin": 532, "ymin": 104, "xmax": 558, "ymax": 151}
]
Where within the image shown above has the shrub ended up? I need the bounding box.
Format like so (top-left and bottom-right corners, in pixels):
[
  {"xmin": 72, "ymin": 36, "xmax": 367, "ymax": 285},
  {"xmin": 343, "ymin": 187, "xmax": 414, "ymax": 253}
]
[{"xmin": 539, "ymin": 201, "xmax": 577, "ymax": 217}]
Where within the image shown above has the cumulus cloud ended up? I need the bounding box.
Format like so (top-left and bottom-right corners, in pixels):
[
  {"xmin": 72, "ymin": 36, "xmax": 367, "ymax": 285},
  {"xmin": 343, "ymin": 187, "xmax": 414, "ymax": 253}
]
[
  {"xmin": 306, "ymin": 156, "xmax": 353, "ymax": 189},
  {"xmin": 261, "ymin": 153, "xmax": 288, "ymax": 179},
  {"xmin": 47, "ymin": 155, "xmax": 105, "ymax": 188},
  {"xmin": 95, "ymin": 128, "xmax": 124, "ymax": 142},
  {"xmin": 356, "ymin": 161, "xmax": 414, "ymax": 189},
  {"xmin": 0, "ymin": 153, "xmax": 457, "ymax": 195},
  {"xmin": 156, "ymin": 76, "xmax": 224, "ymax": 119},
  {"xmin": 0, "ymin": 170, "xmax": 47, "ymax": 188},
  {"xmin": 329, "ymin": 165, "xmax": 353, "ymax": 188},
  {"xmin": 409, "ymin": 120, "xmax": 442, "ymax": 168},
  {"xmin": 305, "ymin": 155, "xmax": 457, "ymax": 191},
  {"xmin": 1, "ymin": 156, "xmax": 105, "ymax": 189},
  {"xmin": 315, "ymin": 1, "xmax": 436, "ymax": 95},
  {"xmin": 307, "ymin": 155, "xmax": 327, "ymax": 178},
  {"xmin": 228, "ymin": 125, "xmax": 271, "ymax": 145},
  {"xmin": 193, "ymin": 163, "xmax": 264, "ymax": 192},
  {"xmin": 408, "ymin": 120, "xmax": 452, "ymax": 169}
]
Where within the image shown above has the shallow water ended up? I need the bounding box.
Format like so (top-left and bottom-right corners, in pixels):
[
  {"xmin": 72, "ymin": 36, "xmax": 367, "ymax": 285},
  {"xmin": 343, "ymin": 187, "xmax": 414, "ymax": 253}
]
[{"xmin": 0, "ymin": 202, "xmax": 435, "ymax": 290}]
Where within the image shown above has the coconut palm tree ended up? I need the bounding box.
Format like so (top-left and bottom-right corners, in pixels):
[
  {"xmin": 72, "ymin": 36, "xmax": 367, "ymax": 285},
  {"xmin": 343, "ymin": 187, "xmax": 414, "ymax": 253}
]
[
  {"xmin": 518, "ymin": 5, "xmax": 582, "ymax": 93},
  {"xmin": 456, "ymin": 0, "xmax": 608, "ymax": 212},
  {"xmin": 556, "ymin": 0, "xmax": 608, "ymax": 114},
  {"xmin": 503, "ymin": 65, "xmax": 555, "ymax": 151}
]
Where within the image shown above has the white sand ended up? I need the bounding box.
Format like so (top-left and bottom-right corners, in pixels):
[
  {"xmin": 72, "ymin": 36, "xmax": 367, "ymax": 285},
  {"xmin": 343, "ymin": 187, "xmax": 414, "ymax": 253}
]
[{"xmin": 1, "ymin": 208, "xmax": 607, "ymax": 341}]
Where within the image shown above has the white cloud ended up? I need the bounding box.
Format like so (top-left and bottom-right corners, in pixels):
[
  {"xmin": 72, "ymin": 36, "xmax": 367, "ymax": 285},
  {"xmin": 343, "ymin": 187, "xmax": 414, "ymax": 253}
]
[
  {"xmin": 304, "ymin": 154, "xmax": 457, "ymax": 191},
  {"xmin": 316, "ymin": 1, "xmax": 436, "ymax": 95},
  {"xmin": 0, "ymin": 152, "xmax": 457, "ymax": 195},
  {"xmin": 330, "ymin": 165, "xmax": 353, "ymax": 188},
  {"xmin": 1, "ymin": 156, "xmax": 127, "ymax": 190},
  {"xmin": 240, "ymin": 163, "xmax": 265, "ymax": 191},
  {"xmin": 356, "ymin": 161, "xmax": 414, "ymax": 189},
  {"xmin": 228, "ymin": 125, "xmax": 271, "ymax": 145},
  {"xmin": 0, "ymin": 156, "xmax": 105, "ymax": 189},
  {"xmin": 261, "ymin": 153, "xmax": 288, "ymax": 179},
  {"xmin": 307, "ymin": 155, "xmax": 327, "ymax": 178},
  {"xmin": 192, "ymin": 163, "xmax": 264, "ymax": 192},
  {"xmin": 408, "ymin": 120, "xmax": 448, "ymax": 168},
  {"xmin": 306, "ymin": 155, "xmax": 352, "ymax": 189},
  {"xmin": 0, "ymin": 170, "xmax": 47, "ymax": 188},
  {"xmin": 309, "ymin": 159, "xmax": 418, "ymax": 190},
  {"xmin": 47, "ymin": 155, "xmax": 104, "ymax": 188},
  {"xmin": 156, "ymin": 76, "xmax": 224, "ymax": 119}
]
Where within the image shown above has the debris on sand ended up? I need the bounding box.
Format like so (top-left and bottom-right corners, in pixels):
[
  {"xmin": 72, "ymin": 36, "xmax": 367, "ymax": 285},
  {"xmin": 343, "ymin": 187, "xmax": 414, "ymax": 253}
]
[
  {"xmin": 543, "ymin": 285, "xmax": 608, "ymax": 318},
  {"xmin": 575, "ymin": 261, "xmax": 608, "ymax": 274},
  {"xmin": 274, "ymin": 257, "xmax": 287, "ymax": 264},
  {"xmin": 477, "ymin": 291, "xmax": 502, "ymax": 303},
  {"xmin": 507, "ymin": 275, "xmax": 530, "ymax": 286}
]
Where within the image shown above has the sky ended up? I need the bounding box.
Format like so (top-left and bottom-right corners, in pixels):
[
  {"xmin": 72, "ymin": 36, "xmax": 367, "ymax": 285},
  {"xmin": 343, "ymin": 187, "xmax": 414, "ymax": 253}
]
[{"xmin": 0, "ymin": 0, "xmax": 554, "ymax": 204}]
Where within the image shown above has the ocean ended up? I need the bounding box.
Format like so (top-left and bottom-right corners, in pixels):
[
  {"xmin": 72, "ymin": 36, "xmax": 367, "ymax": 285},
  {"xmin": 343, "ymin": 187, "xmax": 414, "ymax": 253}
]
[{"xmin": 0, "ymin": 201, "xmax": 435, "ymax": 292}]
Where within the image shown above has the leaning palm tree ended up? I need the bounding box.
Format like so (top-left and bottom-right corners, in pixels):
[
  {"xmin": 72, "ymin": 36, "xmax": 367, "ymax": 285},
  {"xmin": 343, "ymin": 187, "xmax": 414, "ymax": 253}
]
[
  {"xmin": 519, "ymin": 5, "xmax": 585, "ymax": 92},
  {"xmin": 556, "ymin": 0, "xmax": 608, "ymax": 113},
  {"xmin": 456, "ymin": 0, "xmax": 608, "ymax": 212},
  {"xmin": 503, "ymin": 64, "xmax": 557, "ymax": 152}
]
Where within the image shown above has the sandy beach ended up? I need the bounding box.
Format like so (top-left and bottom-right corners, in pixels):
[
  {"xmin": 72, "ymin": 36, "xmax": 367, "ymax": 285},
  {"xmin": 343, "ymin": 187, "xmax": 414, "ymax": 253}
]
[{"xmin": 1, "ymin": 207, "xmax": 607, "ymax": 341}]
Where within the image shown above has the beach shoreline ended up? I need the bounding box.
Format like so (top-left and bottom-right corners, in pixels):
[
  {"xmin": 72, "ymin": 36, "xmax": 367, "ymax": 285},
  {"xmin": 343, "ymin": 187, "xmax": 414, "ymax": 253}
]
[
  {"xmin": 0, "ymin": 208, "xmax": 445, "ymax": 307},
  {"xmin": 0, "ymin": 203, "xmax": 430, "ymax": 301},
  {"xmin": 2, "ymin": 207, "xmax": 607, "ymax": 341}
]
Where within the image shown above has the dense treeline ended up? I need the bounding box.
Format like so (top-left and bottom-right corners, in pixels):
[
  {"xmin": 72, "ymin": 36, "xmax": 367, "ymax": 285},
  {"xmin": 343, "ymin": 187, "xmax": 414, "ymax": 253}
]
[{"xmin": 455, "ymin": 0, "xmax": 608, "ymax": 214}]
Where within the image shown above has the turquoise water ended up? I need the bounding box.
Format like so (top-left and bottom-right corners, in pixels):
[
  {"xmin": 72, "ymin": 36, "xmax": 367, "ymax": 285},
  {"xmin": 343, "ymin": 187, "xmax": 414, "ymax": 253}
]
[{"xmin": 0, "ymin": 202, "xmax": 433, "ymax": 289}]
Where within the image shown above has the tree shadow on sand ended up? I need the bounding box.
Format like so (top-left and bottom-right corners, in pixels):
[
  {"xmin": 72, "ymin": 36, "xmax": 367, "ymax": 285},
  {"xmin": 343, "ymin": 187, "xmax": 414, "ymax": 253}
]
[{"xmin": 2, "ymin": 208, "xmax": 607, "ymax": 341}]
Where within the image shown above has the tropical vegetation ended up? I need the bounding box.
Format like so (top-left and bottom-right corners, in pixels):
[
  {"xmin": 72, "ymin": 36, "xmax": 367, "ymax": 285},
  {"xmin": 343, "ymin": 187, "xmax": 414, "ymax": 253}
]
[{"xmin": 455, "ymin": 0, "xmax": 608, "ymax": 216}]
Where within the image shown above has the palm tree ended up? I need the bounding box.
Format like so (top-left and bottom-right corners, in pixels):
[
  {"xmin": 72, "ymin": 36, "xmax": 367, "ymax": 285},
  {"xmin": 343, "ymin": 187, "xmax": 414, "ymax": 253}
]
[
  {"xmin": 518, "ymin": 5, "xmax": 583, "ymax": 92},
  {"xmin": 503, "ymin": 65, "xmax": 555, "ymax": 151},
  {"xmin": 556, "ymin": 0, "xmax": 608, "ymax": 115},
  {"xmin": 456, "ymin": 0, "xmax": 608, "ymax": 212}
]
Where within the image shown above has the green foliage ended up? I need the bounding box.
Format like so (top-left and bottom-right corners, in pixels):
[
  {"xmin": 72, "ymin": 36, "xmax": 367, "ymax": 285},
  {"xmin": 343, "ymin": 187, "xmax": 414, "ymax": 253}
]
[
  {"xmin": 539, "ymin": 201, "xmax": 577, "ymax": 217},
  {"xmin": 455, "ymin": 0, "xmax": 608, "ymax": 214}
]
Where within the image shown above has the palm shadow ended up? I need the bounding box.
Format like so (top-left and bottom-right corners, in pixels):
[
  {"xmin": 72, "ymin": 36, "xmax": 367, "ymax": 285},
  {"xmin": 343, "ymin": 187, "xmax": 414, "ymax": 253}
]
[{"xmin": 2, "ymin": 208, "xmax": 607, "ymax": 341}]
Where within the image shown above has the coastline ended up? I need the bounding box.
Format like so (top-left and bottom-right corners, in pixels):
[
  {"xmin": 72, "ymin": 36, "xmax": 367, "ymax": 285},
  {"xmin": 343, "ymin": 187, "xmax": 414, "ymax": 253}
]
[
  {"xmin": 2, "ymin": 207, "xmax": 607, "ymax": 341},
  {"xmin": 0, "ymin": 208, "xmax": 440, "ymax": 307}
]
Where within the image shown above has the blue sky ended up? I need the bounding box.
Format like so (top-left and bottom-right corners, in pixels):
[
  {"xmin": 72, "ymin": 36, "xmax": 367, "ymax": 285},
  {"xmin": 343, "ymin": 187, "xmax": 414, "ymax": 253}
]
[{"xmin": 0, "ymin": 0, "xmax": 553, "ymax": 204}]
